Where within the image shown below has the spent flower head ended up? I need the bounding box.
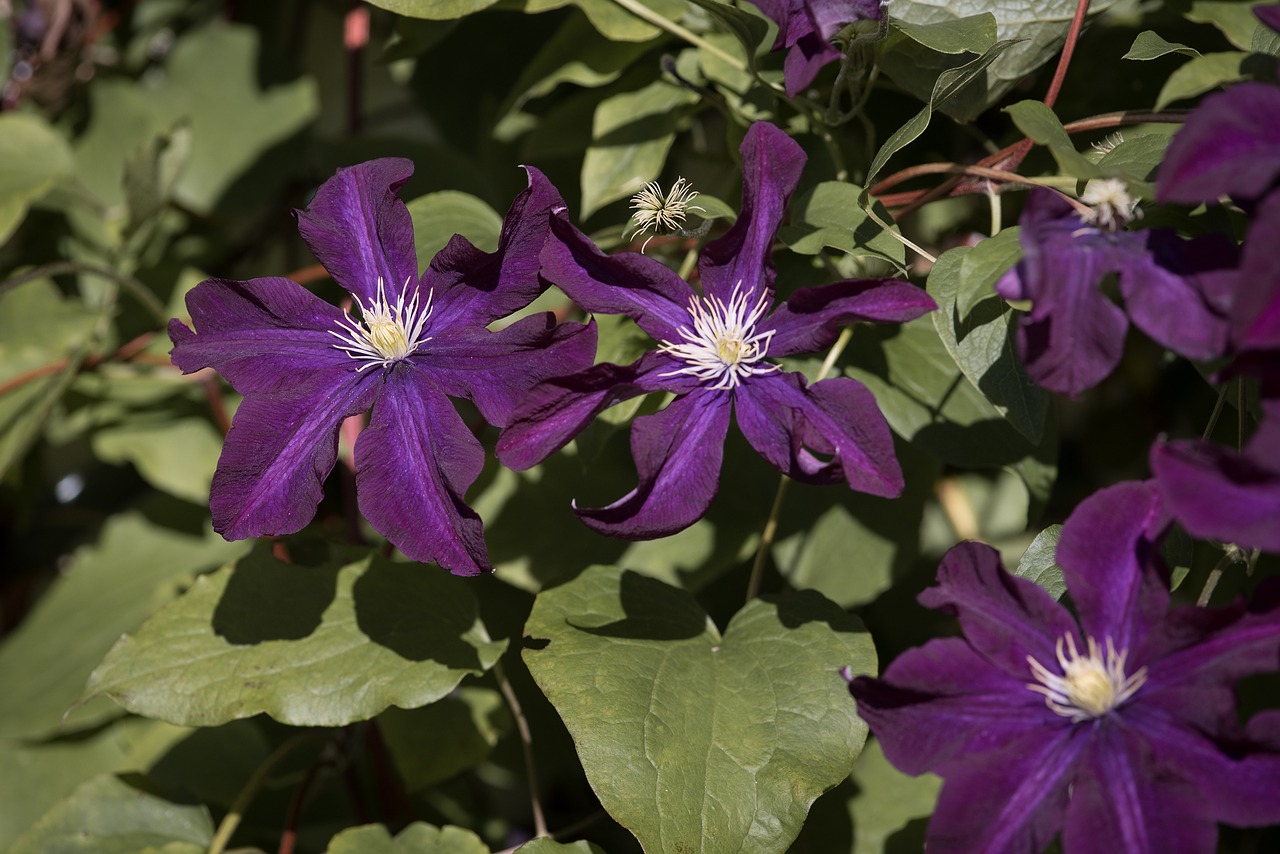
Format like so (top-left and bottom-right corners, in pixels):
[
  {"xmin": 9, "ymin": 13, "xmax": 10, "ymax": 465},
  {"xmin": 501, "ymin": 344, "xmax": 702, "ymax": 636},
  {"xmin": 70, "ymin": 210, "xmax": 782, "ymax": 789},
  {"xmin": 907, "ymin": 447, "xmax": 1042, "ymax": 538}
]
[
  {"xmin": 626, "ymin": 177, "xmax": 705, "ymax": 252},
  {"xmin": 1078, "ymin": 177, "xmax": 1142, "ymax": 231}
]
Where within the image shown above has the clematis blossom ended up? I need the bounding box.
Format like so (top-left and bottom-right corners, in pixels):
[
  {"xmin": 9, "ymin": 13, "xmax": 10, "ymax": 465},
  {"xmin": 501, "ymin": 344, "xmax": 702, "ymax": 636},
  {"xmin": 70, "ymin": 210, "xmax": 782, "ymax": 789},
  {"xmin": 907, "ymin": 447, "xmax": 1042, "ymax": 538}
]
[
  {"xmin": 169, "ymin": 158, "xmax": 595, "ymax": 575},
  {"xmin": 995, "ymin": 184, "xmax": 1235, "ymax": 396},
  {"xmin": 751, "ymin": 0, "xmax": 885, "ymax": 95},
  {"xmin": 496, "ymin": 122, "xmax": 935, "ymax": 539},
  {"xmin": 848, "ymin": 481, "xmax": 1280, "ymax": 854}
]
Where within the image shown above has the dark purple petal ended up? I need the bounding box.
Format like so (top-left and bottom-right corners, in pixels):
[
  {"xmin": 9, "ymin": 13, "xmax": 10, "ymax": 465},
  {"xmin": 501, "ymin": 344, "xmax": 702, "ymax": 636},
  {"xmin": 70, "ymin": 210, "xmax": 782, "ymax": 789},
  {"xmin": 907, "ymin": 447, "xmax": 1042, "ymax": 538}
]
[
  {"xmin": 1150, "ymin": 439, "xmax": 1280, "ymax": 552},
  {"xmin": 422, "ymin": 314, "xmax": 597, "ymax": 427},
  {"xmin": 916, "ymin": 541, "xmax": 1078, "ymax": 677},
  {"xmin": 1120, "ymin": 230, "xmax": 1235, "ymax": 361},
  {"xmin": 425, "ymin": 166, "xmax": 566, "ymax": 329},
  {"xmin": 539, "ymin": 212, "xmax": 692, "ymax": 343},
  {"xmin": 849, "ymin": 638, "xmax": 1059, "ymax": 775},
  {"xmin": 762, "ymin": 277, "xmax": 936, "ymax": 356},
  {"xmin": 496, "ymin": 351, "xmax": 680, "ymax": 471},
  {"xmin": 355, "ymin": 366, "xmax": 489, "ymax": 575},
  {"xmin": 574, "ymin": 389, "xmax": 732, "ymax": 539},
  {"xmin": 782, "ymin": 33, "xmax": 843, "ymax": 95},
  {"xmin": 169, "ymin": 277, "xmax": 356, "ymax": 393},
  {"xmin": 734, "ymin": 371, "xmax": 903, "ymax": 496},
  {"xmin": 698, "ymin": 122, "xmax": 805, "ymax": 304},
  {"xmin": 295, "ymin": 158, "xmax": 418, "ymax": 307},
  {"xmin": 1258, "ymin": 4, "xmax": 1280, "ymax": 35},
  {"xmin": 1235, "ymin": 192, "xmax": 1280, "ymax": 353},
  {"xmin": 1056, "ymin": 481, "xmax": 1170, "ymax": 654},
  {"xmin": 209, "ymin": 370, "xmax": 380, "ymax": 541},
  {"xmin": 754, "ymin": 0, "xmax": 884, "ymax": 94},
  {"xmin": 1061, "ymin": 722, "xmax": 1215, "ymax": 854},
  {"xmin": 1158, "ymin": 83, "xmax": 1280, "ymax": 205}
]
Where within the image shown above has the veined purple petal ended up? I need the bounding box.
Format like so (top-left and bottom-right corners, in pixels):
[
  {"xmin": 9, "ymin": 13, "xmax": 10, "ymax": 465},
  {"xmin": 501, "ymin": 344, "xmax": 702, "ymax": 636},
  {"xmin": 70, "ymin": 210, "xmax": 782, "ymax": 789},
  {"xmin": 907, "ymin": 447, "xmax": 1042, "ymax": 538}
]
[
  {"xmin": 355, "ymin": 365, "xmax": 489, "ymax": 575},
  {"xmin": 422, "ymin": 314, "xmax": 597, "ymax": 427},
  {"xmin": 295, "ymin": 158, "xmax": 418, "ymax": 307},
  {"xmin": 496, "ymin": 351, "xmax": 679, "ymax": 471},
  {"xmin": 1150, "ymin": 439, "xmax": 1280, "ymax": 552},
  {"xmin": 1258, "ymin": 4, "xmax": 1280, "ymax": 35},
  {"xmin": 210, "ymin": 369, "xmax": 380, "ymax": 541},
  {"xmin": 426, "ymin": 166, "xmax": 566, "ymax": 329},
  {"xmin": 783, "ymin": 33, "xmax": 843, "ymax": 95},
  {"xmin": 763, "ymin": 277, "xmax": 936, "ymax": 356},
  {"xmin": 540, "ymin": 212, "xmax": 692, "ymax": 342},
  {"xmin": 1235, "ymin": 192, "xmax": 1280, "ymax": 353},
  {"xmin": 574, "ymin": 389, "xmax": 732, "ymax": 539},
  {"xmin": 734, "ymin": 371, "xmax": 903, "ymax": 496},
  {"xmin": 1158, "ymin": 83, "xmax": 1280, "ymax": 205},
  {"xmin": 698, "ymin": 122, "xmax": 805, "ymax": 304},
  {"xmin": 918, "ymin": 541, "xmax": 1078, "ymax": 677},
  {"xmin": 1062, "ymin": 722, "xmax": 1215, "ymax": 854},
  {"xmin": 1120, "ymin": 230, "xmax": 1235, "ymax": 361},
  {"xmin": 169, "ymin": 277, "xmax": 356, "ymax": 393},
  {"xmin": 1057, "ymin": 481, "xmax": 1169, "ymax": 654}
]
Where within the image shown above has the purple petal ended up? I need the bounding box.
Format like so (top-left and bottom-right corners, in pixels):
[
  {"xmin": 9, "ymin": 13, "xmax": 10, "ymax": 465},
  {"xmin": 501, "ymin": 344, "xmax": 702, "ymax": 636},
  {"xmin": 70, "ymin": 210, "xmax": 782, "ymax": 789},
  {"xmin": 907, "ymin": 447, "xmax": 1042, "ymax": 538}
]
[
  {"xmin": 425, "ymin": 166, "xmax": 566, "ymax": 329},
  {"xmin": 698, "ymin": 122, "xmax": 805, "ymax": 304},
  {"xmin": 1158, "ymin": 83, "xmax": 1280, "ymax": 205},
  {"xmin": 763, "ymin": 277, "xmax": 936, "ymax": 356},
  {"xmin": 734, "ymin": 371, "xmax": 903, "ymax": 496},
  {"xmin": 295, "ymin": 158, "xmax": 418, "ymax": 307},
  {"xmin": 917, "ymin": 541, "xmax": 1078, "ymax": 677},
  {"xmin": 496, "ymin": 351, "xmax": 678, "ymax": 471},
  {"xmin": 1235, "ymin": 192, "xmax": 1280, "ymax": 353},
  {"xmin": 355, "ymin": 366, "xmax": 489, "ymax": 575},
  {"xmin": 210, "ymin": 371, "xmax": 380, "ymax": 541},
  {"xmin": 1258, "ymin": 4, "xmax": 1280, "ymax": 35},
  {"xmin": 574, "ymin": 389, "xmax": 731, "ymax": 539},
  {"xmin": 1150, "ymin": 439, "xmax": 1280, "ymax": 552},
  {"xmin": 539, "ymin": 212, "xmax": 692, "ymax": 343},
  {"xmin": 1119, "ymin": 230, "xmax": 1234, "ymax": 361},
  {"xmin": 783, "ymin": 33, "xmax": 843, "ymax": 95},
  {"xmin": 1056, "ymin": 481, "xmax": 1170, "ymax": 653},
  {"xmin": 1061, "ymin": 722, "xmax": 1216, "ymax": 854},
  {"xmin": 169, "ymin": 277, "xmax": 356, "ymax": 392},
  {"xmin": 422, "ymin": 314, "xmax": 597, "ymax": 427}
]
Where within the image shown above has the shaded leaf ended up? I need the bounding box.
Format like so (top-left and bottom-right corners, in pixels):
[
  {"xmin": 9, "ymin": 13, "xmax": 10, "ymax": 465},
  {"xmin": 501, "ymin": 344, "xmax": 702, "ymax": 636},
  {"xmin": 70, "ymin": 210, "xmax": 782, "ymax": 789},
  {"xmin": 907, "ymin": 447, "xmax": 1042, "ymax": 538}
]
[
  {"xmin": 522, "ymin": 0, "xmax": 689, "ymax": 42},
  {"xmin": 1015, "ymin": 524, "xmax": 1065, "ymax": 600},
  {"xmin": 379, "ymin": 688, "xmax": 509, "ymax": 791},
  {"xmin": 1186, "ymin": 0, "xmax": 1270, "ymax": 50},
  {"xmin": 406, "ymin": 190, "xmax": 503, "ymax": 265},
  {"xmin": 84, "ymin": 546, "xmax": 506, "ymax": 727},
  {"xmin": 524, "ymin": 566, "xmax": 874, "ymax": 852},
  {"xmin": 1123, "ymin": 31, "xmax": 1201, "ymax": 60},
  {"xmin": 0, "ymin": 112, "xmax": 74, "ymax": 245},
  {"xmin": 516, "ymin": 840, "xmax": 607, "ymax": 853},
  {"xmin": 1155, "ymin": 51, "xmax": 1249, "ymax": 110},
  {"xmin": 849, "ymin": 738, "xmax": 941, "ymax": 854},
  {"xmin": 686, "ymin": 0, "xmax": 770, "ymax": 64},
  {"xmin": 1004, "ymin": 100, "xmax": 1100, "ymax": 180},
  {"xmin": 363, "ymin": 0, "xmax": 502, "ymax": 19},
  {"xmin": 91, "ymin": 416, "xmax": 223, "ymax": 504},
  {"xmin": 325, "ymin": 822, "xmax": 488, "ymax": 853},
  {"xmin": 779, "ymin": 182, "xmax": 907, "ymax": 266},
  {"xmin": 123, "ymin": 122, "xmax": 193, "ymax": 240}
]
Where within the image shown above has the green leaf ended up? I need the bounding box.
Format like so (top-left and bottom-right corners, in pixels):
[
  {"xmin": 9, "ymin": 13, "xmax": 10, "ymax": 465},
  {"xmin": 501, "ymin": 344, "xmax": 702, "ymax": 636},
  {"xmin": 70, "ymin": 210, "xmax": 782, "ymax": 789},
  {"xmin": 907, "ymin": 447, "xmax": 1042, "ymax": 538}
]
[
  {"xmin": 1155, "ymin": 51, "xmax": 1249, "ymax": 110},
  {"xmin": 0, "ymin": 112, "xmax": 75, "ymax": 245},
  {"xmin": 91, "ymin": 416, "xmax": 223, "ymax": 504},
  {"xmin": 778, "ymin": 182, "xmax": 907, "ymax": 266},
  {"xmin": 848, "ymin": 738, "xmax": 941, "ymax": 854},
  {"xmin": 122, "ymin": 122, "xmax": 193, "ymax": 241},
  {"xmin": 379, "ymin": 688, "xmax": 509, "ymax": 791},
  {"xmin": 84, "ymin": 546, "xmax": 506, "ymax": 727},
  {"xmin": 1253, "ymin": 18, "xmax": 1280, "ymax": 56},
  {"xmin": 1015, "ymin": 524, "xmax": 1066, "ymax": 600},
  {"xmin": 928, "ymin": 228, "xmax": 1049, "ymax": 443},
  {"xmin": 0, "ymin": 509, "xmax": 247, "ymax": 739},
  {"xmin": 363, "ymin": 0, "xmax": 502, "ymax": 19},
  {"xmin": 893, "ymin": 13, "xmax": 998, "ymax": 54},
  {"xmin": 1004, "ymin": 100, "xmax": 1100, "ymax": 179},
  {"xmin": 516, "ymin": 840, "xmax": 607, "ymax": 854},
  {"xmin": 1123, "ymin": 31, "xmax": 1201, "ymax": 60},
  {"xmin": 406, "ymin": 190, "xmax": 503, "ymax": 265},
  {"xmin": 686, "ymin": 0, "xmax": 771, "ymax": 63},
  {"xmin": 524, "ymin": 566, "xmax": 875, "ymax": 852},
  {"xmin": 1187, "ymin": 0, "xmax": 1269, "ymax": 50},
  {"xmin": 1094, "ymin": 132, "xmax": 1173, "ymax": 186},
  {"xmin": 0, "ymin": 279, "xmax": 98, "ymax": 478},
  {"xmin": 865, "ymin": 40, "xmax": 1018, "ymax": 189},
  {"xmin": 580, "ymin": 79, "xmax": 700, "ymax": 218},
  {"xmin": 9, "ymin": 774, "xmax": 212, "ymax": 854},
  {"xmin": 326, "ymin": 822, "xmax": 488, "ymax": 854},
  {"xmin": 882, "ymin": 0, "xmax": 1118, "ymax": 121},
  {"xmin": 522, "ymin": 0, "xmax": 689, "ymax": 42}
]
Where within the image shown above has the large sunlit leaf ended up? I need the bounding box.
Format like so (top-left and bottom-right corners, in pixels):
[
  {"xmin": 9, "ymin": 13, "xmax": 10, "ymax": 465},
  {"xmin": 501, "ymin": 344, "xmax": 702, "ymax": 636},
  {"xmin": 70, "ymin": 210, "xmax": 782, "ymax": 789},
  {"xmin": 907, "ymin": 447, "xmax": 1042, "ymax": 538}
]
[
  {"xmin": 524, "ymin": 565, "xmax": 875, "ymax": 852},
  {"xmin": 326, "ymin": 822, "xmax": 489, "ymax": 854},
  {"xmin": 927, "ymin": 227, "xmax": 1049, "ymax": 443},
  {"xmin": 0, "ymin": 112, "xmax": 74, "ymax": 246},
  {"xmin": 891, "ymin": 12, "xmax": 997, "ymax": 55},
  {"xmin": 0, "ymin": 508, "xmax": 247, "ymax": 739},
  {"xmin": 84, "ymin": 546, "xmax": 506, "ymax": 727},
  {"xmin": 9, "ymin": 774, "xmax": 213, "ymax": 854}
]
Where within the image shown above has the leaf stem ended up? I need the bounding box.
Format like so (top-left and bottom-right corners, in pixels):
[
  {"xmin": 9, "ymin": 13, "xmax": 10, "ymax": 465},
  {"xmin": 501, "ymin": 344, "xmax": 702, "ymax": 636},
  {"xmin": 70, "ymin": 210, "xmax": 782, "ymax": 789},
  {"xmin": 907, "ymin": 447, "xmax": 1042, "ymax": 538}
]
[
  {"xmin": 209, "ymin": 731, "xmax": 328, "ymax": 854},
  {"xmin": 494, "ymin": 659, "xmax": 548, "ymax": 839},
  {"xmin": 608, "ymin": 0, "xmax": 747, "ymax": 72},
  {"xmin": 0, "ymin": 260, "xmax": 170, "ymax": 327}
]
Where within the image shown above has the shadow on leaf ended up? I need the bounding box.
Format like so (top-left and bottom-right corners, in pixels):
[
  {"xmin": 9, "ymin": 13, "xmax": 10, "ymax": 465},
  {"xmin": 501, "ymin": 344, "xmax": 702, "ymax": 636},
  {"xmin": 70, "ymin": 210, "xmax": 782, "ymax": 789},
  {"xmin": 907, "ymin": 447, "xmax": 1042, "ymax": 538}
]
[
  {"xmin": 569, "ymin": 570, "xmax": 707, "ymax": 641},
  {"xmin": 353, "ymin": 557, "xmax": 485, "ymax": 670},
  {"xmin": 212, "ymin": 542, "xmax": 339, "ymax": 644}
]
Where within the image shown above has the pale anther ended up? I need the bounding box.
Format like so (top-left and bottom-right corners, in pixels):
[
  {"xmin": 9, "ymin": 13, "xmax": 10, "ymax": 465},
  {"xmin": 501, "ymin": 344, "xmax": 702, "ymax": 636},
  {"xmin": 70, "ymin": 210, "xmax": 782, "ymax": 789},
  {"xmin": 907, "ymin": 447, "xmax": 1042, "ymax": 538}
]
[
  {"xmin": 657, "ymin": 281, "xmax": 779, "ymax": 390},
  {"xmin": 626, "ymin": 177, "xmax": 706, "ymax": 252},
  {"xmin": 329, "ymin": 276, "xmax": 434, "ymax": 371},
  {"xmin": 1078, "ymin": 177, "xmax": 1142, "ymax": 232},
  {"xmin": 1027, "ymin": 633, "xmax": 1148, "ymax": 723}
]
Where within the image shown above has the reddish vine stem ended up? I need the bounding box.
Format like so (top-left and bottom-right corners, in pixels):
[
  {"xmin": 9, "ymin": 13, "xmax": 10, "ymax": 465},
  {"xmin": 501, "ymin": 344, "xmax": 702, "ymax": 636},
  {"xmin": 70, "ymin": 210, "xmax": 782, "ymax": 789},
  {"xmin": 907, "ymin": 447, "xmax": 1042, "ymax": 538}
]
[
  {"xmin": 0, "ymin": 332, "xmax": 155, "ymax": 397},
  {"xmin": 278, "ymin": 757, "xmax": 333, "ymax": 854}
]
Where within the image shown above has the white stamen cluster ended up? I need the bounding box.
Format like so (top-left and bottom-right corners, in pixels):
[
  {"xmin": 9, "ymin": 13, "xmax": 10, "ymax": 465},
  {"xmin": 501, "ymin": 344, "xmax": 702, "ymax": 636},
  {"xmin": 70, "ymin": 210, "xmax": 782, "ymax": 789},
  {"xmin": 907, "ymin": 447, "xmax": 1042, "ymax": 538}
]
[
  {"xmin": 1027, "ymin": 633, "xmax": 1148, "ymax": 723},
  {"xmin": 329, "ymin": 276, "xmax": 433, "ymax": 371},
  {"xmin": 1090, "ymin": 131, "xmax": 1125, "ymax": 156},
  {"xmin": 658, "ymin": 282, "xmax": 779, "ymax": 390},
  {"xmin": 1079, "ymin": 177, "xmax": 1142, "ymax": 231},
  {"xmin": 626, "ymin": 177, "xmax": 706, "ymax": 252}
]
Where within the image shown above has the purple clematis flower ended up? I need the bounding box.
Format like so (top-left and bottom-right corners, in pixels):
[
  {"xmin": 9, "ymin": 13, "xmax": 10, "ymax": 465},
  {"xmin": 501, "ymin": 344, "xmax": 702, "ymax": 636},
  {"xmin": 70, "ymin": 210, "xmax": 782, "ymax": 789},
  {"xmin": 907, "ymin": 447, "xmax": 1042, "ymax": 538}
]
[
  {"xmin": 751, "ymin": 0, "xmax": 885, "ymax": 95},
  {"xmin": 496, "ymin": 122, "xmax": 935, "ymax": 539},
  {"xmin": 169, "ymin": 158, "xmax": 595, "ymax": 575},
  {"xmin": 847, "ymin": 481, "xmax": 1280, "ymax": 854},
  {"xmin": 995, "ymin": 184, "xmax": 1236, "ymax": 396}
]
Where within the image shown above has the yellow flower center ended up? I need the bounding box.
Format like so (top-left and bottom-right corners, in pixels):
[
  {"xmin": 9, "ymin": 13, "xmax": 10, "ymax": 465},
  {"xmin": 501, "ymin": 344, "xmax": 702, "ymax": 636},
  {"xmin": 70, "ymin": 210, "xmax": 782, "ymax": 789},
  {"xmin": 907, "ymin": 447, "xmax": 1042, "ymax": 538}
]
[
  {"xmin": 329, "ymin": 276, "xmax": 433, "ymax": 370},
  {"xmin": 657, "ymin": 282, "xmax": 779, "ymax": 390},
  {"xmin": 1027, "ymin": 634, "xmax": 1148, "ymax": 723}
]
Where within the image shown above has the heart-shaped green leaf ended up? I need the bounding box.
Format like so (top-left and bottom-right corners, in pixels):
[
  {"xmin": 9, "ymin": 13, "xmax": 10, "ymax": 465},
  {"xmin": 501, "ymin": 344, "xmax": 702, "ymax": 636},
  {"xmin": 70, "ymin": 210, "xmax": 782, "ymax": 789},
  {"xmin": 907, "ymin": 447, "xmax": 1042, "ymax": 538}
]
[
  {"xmin": 524, "ymin": 566, "xmax": 875, "ymax": 852},
  {"xmin": 326, "ymin": 822, "xmax": 489, "ymax": 853}
]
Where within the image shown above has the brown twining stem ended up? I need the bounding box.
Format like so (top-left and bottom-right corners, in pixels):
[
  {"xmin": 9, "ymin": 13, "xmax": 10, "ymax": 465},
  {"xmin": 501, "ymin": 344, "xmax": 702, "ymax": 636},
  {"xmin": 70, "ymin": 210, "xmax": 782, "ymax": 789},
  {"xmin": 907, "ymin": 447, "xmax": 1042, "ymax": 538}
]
[
  {"xmin": 278, "ymin": 754, "xmax": 335, "ymax": 854},
  {"xmin": 209, "ymin": 731, "xmax": 329, "ymax": 854},
  {"xmin": 494, "ymin": 660, "xmax": 548, "ymax": 839},
  {"xmin": 0, "ymin": 331, "xmax": 157, "ymax": 397},
  {"xmin": 365, "ymin": 721, "xmax": 414, "ymax": 824}
]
